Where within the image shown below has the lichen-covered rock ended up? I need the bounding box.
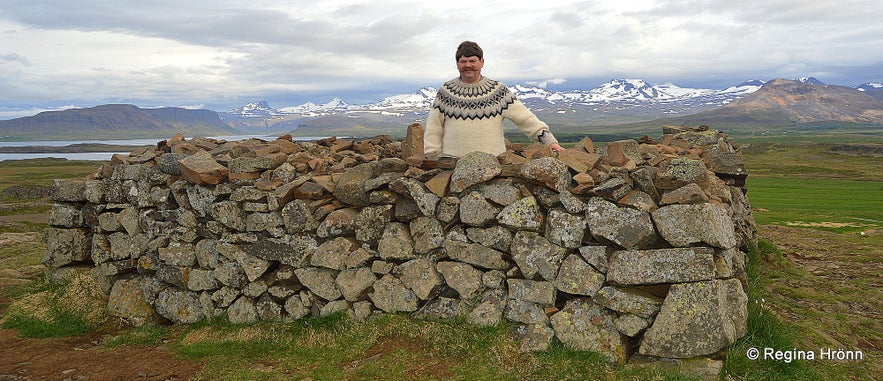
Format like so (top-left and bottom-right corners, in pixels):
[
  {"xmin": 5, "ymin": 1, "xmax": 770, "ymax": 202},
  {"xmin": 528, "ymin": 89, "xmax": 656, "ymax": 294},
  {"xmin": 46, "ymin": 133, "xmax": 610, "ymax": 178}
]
[
  {"xmin": 555, "ymin": 254, "xmax": 604, "ymax": 296},
  {"xmin": 449, "ymin": 151, "xmax": 502, "ymax": 193},
  {"xmin": 639, "ymin": 279, "xmax": 748, "ymax": 358},
  {"xmin": 409, "ymin": 216, "xmax": 445, "ymax": 254},
  {"xmin": 107, "ymin": 278, "xmax": 156, "ymax": 326},
  {"xmin": 227, "ymin": 296, "xmax": 259, "ymax": 324},
  {"xmin": 335, "ymin": 267, "xmax": 376, "ymax": 301},
  {"xmin": 607, "ymin": 247, "xmax": 716, "ymax": 286},
  {"xmin": 510, "ymin": 231, "xmax": 566, "ymax": 281},
  {"xmin": 593, "ymin": 286, "xmax": 663, "ymax": 318},
  {"xmin": 497, "ymin": 196, "xmax": 544, "ymax": 232},
  {"xmin": 370, "ymin": 274, "xmax": 418, "ymax": 313},
  {"xmin": 155, "ymin": 288, "xmax": 209, "ymax": 324},
  {"xmin": 311, "ymin": 237, "xmax": 355, "ymax": 271},
  {"xmin": 652, "ymin": 203, "xmax": 737, "ymax": 249},
  {"xmin": 294, "ymin": 268, "xmax": 342, "ymax": 301},
  {"xmin": 459, "ymin": 191, "xmax": 501, "ymax": 227},
  {"xmin": 545, "ymin": 208, "xmax": 586, "ymax": 248},
  {"xmin": 378, "ymin": 222, "xmax": 415, "ymax": 260},
  {"xmin": 444, "ymin": 239, "xmax": 509, "ymax": 270},
  {"xmin": 43, "ymin": 228, "xmax": 92, "ymax": 268},
  {"xmin": 519, "ymin": 157, "xmax": 570, "ymax": 192},
  {"xmin": 399, "ymin": 258, "xmax": 443, "ymax": 300},
  {"xmin": 436, "ymin": 261, "xmax": 483, "ymax": 299},
  {"xmin": 585, "ymin": 197, "xmax": 659, "ymax": 250},
  {"xmin": 550, "ymin": 299, "xmax": 628, "ymax": 364}
]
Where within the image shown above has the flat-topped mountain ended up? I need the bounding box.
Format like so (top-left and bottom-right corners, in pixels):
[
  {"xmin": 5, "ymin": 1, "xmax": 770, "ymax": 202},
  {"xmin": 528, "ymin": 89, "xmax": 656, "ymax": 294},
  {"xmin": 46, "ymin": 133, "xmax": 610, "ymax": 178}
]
[{"xmin": 0, "ymin": 104, "xmax": 238, "ymax": 140}]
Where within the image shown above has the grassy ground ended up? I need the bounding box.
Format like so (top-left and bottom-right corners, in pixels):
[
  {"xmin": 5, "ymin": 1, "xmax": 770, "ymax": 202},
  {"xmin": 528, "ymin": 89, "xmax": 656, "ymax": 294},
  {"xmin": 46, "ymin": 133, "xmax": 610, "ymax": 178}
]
[{"xmin": 0, "ymin": 144, "xmax": 880, "ymax": 380}]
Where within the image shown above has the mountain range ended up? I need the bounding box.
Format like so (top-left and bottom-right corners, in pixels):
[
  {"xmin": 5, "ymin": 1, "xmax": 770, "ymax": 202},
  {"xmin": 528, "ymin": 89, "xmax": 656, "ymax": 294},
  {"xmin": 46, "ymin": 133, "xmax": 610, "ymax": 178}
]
[
  {"xmin": 0, "ymin": 104, "xmax": 238, "ymax": 140},
  {"xmin": 1, "ymin": 77, "xmax": 882, "ymax": 141}
]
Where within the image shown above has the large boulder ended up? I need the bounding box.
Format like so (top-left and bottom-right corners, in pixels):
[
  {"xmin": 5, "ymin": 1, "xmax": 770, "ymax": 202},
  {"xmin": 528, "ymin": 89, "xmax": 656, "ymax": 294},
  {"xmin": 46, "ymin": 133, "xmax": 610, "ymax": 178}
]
[{"xmin": 639, "ymin": 279, "xmax": 748, "ymax": 358}]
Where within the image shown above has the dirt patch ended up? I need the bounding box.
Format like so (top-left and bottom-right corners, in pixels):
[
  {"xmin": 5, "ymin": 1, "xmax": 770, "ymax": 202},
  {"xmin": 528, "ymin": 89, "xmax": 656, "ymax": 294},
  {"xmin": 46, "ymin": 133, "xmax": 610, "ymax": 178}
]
[
  {"xmin": 0, "ymin": 326, "xmax": 203, "ymax": 381},
  {"xmin": 342, "ymin": 336, "xmax": 457, "ymax": 379}
]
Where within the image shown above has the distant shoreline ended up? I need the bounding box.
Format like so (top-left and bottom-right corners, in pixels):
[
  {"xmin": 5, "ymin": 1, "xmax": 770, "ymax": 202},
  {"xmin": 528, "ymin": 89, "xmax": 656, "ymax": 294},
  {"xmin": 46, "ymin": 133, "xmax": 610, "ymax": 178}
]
[{"xmin": 0, "ymin": 143, "xmax": 149, "ymax": 154}]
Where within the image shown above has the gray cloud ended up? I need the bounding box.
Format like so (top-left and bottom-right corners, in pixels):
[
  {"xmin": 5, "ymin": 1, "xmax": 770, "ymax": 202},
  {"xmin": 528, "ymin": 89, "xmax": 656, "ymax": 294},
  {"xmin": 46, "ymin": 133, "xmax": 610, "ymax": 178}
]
[{"xmin": 0, "ymin": 0, "xmax": 881, "ymax": 116}]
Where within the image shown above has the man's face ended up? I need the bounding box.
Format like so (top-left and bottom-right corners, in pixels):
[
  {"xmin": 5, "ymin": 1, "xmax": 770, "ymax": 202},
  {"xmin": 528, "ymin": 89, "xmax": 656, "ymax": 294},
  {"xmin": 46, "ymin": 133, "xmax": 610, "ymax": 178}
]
[{"xmin": 457, "ymin": 56, "xmax": 484, "ymax": 83}]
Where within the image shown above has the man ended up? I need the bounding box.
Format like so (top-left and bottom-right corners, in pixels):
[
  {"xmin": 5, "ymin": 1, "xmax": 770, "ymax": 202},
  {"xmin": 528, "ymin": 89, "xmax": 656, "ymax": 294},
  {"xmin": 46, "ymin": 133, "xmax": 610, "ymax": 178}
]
[{"xmin": 424, "ymin": 41, "xmax": 564, "ymax": 157}]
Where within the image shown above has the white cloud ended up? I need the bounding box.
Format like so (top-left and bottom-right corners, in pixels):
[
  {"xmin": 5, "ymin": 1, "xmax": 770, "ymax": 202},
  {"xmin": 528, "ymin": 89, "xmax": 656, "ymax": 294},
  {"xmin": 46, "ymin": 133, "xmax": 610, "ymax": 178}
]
[{"xmin": 0, "ymin": 0, "xmax": 881, "ymax": 115}]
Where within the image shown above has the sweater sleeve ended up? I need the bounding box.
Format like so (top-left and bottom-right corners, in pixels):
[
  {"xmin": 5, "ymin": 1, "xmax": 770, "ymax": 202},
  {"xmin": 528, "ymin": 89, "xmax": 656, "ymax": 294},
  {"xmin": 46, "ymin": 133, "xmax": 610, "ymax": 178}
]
[
  {"xmin": 504, "ymin": 100, "xmax": 559, "ymax": 145},
  {"xmin": 424, "ymin": 107, "xmax": 445, "ymax": 155}
]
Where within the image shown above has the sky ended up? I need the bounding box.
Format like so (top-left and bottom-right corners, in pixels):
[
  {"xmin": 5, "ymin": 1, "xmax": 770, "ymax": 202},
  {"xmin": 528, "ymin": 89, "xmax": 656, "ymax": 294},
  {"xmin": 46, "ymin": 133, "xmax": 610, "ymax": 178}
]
[{"xmin": 1, "ymin": 0, "xmax": 883, "ymax": 119}]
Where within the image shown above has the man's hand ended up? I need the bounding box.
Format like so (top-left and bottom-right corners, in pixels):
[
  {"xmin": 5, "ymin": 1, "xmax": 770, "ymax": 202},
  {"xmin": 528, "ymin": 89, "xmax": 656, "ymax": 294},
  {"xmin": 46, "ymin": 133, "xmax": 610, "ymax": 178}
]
[{"xmin": 550, "ymin": 143, "xmax": 564, "ymax": 152}]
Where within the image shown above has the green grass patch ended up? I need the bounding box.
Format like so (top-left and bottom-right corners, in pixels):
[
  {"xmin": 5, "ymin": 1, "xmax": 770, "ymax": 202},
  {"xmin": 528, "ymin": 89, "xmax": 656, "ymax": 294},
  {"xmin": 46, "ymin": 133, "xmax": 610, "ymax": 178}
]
[
  {"xmin": 723, "ymin": 240, "xmax": 818, "ymax": 380},
  {"xmin": 0, "ymin": 158, "xmax": 101, "ymax": 190},
  {"xmin": 0, "ymin": 275, "xmax": 108, "ymax": 338},
  {"xmin": 746, "ymin": 177, "xmax": 883, "ymax": 233}
]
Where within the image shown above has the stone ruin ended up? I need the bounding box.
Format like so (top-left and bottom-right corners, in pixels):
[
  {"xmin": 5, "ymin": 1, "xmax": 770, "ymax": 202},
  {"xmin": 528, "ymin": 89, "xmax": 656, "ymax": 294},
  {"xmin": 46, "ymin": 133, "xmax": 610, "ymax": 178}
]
[{"xmin": 44, "ymin": 124, "xmax": 756, "ymax": 367}]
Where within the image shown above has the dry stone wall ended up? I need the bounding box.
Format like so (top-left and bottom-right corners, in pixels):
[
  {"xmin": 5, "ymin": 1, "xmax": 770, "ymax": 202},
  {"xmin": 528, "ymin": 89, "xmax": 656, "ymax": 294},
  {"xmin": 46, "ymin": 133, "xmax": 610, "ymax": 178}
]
[{"xmin": 45, "ymin": 125, "xmax": 756, "ymax": 366}]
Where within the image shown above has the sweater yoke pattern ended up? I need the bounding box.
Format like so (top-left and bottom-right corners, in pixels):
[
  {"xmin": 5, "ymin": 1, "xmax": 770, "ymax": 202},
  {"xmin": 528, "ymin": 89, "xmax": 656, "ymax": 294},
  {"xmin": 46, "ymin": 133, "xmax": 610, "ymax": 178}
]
[{"xmin": 432, "ymin": 78, "xmax": 518, "ymax": 120}]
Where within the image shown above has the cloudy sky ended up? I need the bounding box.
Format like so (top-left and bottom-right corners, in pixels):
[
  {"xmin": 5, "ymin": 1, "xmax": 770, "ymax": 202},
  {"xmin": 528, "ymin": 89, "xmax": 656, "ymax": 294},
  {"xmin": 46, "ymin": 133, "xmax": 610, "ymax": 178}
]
[{"xmin": 2, "ymin": 0, "xmax": 882, "ymax": 119}]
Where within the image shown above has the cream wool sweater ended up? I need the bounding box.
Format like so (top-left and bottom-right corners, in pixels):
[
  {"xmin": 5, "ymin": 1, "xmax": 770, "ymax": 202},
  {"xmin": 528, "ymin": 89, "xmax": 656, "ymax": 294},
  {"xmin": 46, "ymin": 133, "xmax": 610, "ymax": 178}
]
[{"xmin": 424, "ymin": 77, "xmax": 558, "ymax": 157}]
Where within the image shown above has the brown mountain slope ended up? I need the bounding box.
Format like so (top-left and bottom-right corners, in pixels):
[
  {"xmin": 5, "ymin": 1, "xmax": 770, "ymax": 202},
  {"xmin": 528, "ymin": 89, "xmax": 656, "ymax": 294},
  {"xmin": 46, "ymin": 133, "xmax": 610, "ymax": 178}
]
[{"xmin": 719, "ymin": 79, "xmax": 883, "ymax": 123}]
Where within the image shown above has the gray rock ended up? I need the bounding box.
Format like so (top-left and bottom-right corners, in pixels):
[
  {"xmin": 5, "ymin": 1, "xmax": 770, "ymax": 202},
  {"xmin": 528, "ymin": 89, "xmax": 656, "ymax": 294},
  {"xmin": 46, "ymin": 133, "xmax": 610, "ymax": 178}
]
[
  {"xmin": 214, "ymin": 259, "xmax": 248, "ymax": 288},
  {"xmin": 519, "ymin": 157, "xmax": 570, "ymax": 192},
  {"xmin": 320, "ymin": 299, "xmax": 350, "ymax": 317},
  {"xmin": 449, "ymin": 151, "xmax": 502, "ymax": 193},
  {"xmin": 228, "ymin": 296, "xmax": 259, "ymax": 324},
  {"xmin": 468, "ymin": 289, "xmax": 506, "ymax": 326},
  {"xmin": 51, "ymin": 179, "xmax": 87, "ymax": 202},
  {"xmin": 370, "ymin": 274, "xmax": 419, "ymax": 313},
  {"xmin": 592, "ymin": 177, "xmax": 633, "ymax": 202},
  {"xmin": 496, "ymin": 197, "xmax": 544, "ymax": 232},
  {"xmin": 513, "ymin": 324, "xmax": 555, "ymax": 352},
  {"xmin": 613, "ymin": 314, "xmax": 650, "ymax": 337},
  {"xmin": 334, "ymin": 162, "xmax": 378, "ymax": 207},
  {"xmin": 550, "ymin": 298, "xmax": 628, "ymax": 364},
  {"xmin": 436, "ymin": 196, "xmax": 460, "ymax": 224},
  {"xmin": 410, "ymin": 216, "xmax": 445, "ymax": 254},
  {"xmin": 436, "ymin": 261, "xmax": 483, "ymax": 299},
  {"xmin": 607, "ymin": 247, "xmax": 716, "ymax": 286},
  {"xmin": 504, "ymin": 299, "xmax": 549, "ymax": 325},
  {"xmin": 311, "ymin": 237, "xmax": 355, "ymax": 270},
  {"xmin": 215, "ymin": 243, "xmax": 271, "ymax": 282},
  {"xmin": 245, "ymin": 212, "xmax": 284, "ymax": 236},
  {"xmin": 335, "ymin": 267, "xmax": 376, "ymax": 301},
  {"xmin": 294, "ymin": 268, "xmax": 342, "ymax": 301},
  {"xmin": 510, "ymin": 231, "xmax": 566, "ymax": 281},
  {"xmin": 593, "ymin": 286, "xmax": 663, "ymax": 318},
  {"xmin": 459, "ymin": 191, "xmax": 501, "ymax": 227},
  {"xmin": 49, "ymin": 203, "xmax": 87, "ymax": 227},
  {"xmin": 639, "ymin": 279, "xmax": 747, "ymax": 358},
  {"xmin": 546, "ymin": 209, "xmax": 586, "ymax": 249},
  {"xmin": 477, "ymin": 180, "xmax": 520, "ymax": 206},
  {"xmin": 466, "ymin": 225, "xmax": 512, "ymax": 252},
  {"xmin": 585, "ymin": 197, "xmax": 659, "ymax": 250},
  {"xmin": 414, "ymin": 297, "xmax": 465, "ymax": 320},
  {"xmin": 284, "ymin": 295, "xmax": 310, "ymax": 319},
  {"xmin": 282, "ymin": 199, "xmax": 320, "ymax": 234},
  {"xmin": 389, "ymin": 177, "xmax": 439, "ymax": 217},
  {"xmin": 316, "ymin": 208, "xmax": 359, "ymax": 238},
  {"xmin": 256, "ymin": 293, "xmax": 283, "ymax": 321},
  {"xmin": 107, "ymin": 278, "xmax": 156, "ymax": 326},
  {"xmin": 444, "ymin": 239, "xmax": 509, "ymax": 270},
  {"xmin": 399, "ymin": 258, "xmax": 443, "ymax": 300},
  {"xmin": 211, "ymin": 200, "xmax": 247, "ymax": 231},
  {"xmin": 43, "ymin": 228, "xmax": 92, "ymax": 268},
  {"xmin": 554, "ymin": 254, "xmax": 604, "ymax": 296},
  {"xmin": 158, "ymin": 242, "xmax": 196, "ymax": 267},
  {"xmin": 186, "ymin": 268, "xmax": 220, "ymax": 291},
  {"xmin": 155, "ymin": 288, "xmax": 209, "ymax": 324},
  {"xmin": 652, "ymin": 203, "xmax": 738, "ymax": 249},
  {"xmin": 507, "ymin": 279, "xmax": 556, "ymax": 305},
  {"xmin": 578, "ymin": 245, "xmax": 611, "ymax": 273},
  {"xmin": 355, "ymin": 205, "xmax": 393, "ymax": 244},
  {"xmin": 378, "ymin": 222, "xmax": 415, "ymax": 260}
]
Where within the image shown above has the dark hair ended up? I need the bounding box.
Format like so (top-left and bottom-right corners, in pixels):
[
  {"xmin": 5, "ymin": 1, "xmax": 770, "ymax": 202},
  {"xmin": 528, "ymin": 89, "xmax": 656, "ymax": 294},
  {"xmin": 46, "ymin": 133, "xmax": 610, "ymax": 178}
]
[{"xmin": 456, "ymin": 41, "xmax": 483, "ymax": 61}]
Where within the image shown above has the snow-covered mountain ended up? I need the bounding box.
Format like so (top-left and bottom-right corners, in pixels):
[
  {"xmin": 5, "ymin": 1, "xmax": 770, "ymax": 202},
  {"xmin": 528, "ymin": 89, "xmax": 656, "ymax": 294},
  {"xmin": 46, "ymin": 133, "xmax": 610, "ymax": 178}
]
[
  {"xmin": 225, "ymin": 79, "xmax": 769, "ymax": 127},
  {"xmin": 856, "ymin": 83, "xmax": 883, "ymax": 91}
]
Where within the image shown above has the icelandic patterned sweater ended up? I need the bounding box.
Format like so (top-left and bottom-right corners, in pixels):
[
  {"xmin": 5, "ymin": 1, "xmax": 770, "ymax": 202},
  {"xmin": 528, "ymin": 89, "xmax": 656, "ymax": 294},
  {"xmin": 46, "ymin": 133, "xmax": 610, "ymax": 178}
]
[{"xmin": 424, "ymin": 76, "xmax": 558, "ymax": 157}]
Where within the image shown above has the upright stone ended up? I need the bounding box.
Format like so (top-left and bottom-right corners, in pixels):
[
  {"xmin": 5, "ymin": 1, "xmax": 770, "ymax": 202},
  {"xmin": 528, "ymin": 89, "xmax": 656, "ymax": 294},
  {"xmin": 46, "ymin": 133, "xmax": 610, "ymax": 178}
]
[
  {"xmin": 401, "ymin": 122, "xmax": 425, "ymax": 160},
  {"xmin": 640, "ymin": 279, "xmax": 747, "ymax": 358}
]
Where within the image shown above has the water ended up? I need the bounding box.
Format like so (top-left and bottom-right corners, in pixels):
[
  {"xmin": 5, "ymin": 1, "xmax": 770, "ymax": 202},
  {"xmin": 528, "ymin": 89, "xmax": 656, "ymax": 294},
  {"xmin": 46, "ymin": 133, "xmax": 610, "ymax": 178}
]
[{"xmin": 0, "ymin": 135, "xmax": 321, "ymax": 161}]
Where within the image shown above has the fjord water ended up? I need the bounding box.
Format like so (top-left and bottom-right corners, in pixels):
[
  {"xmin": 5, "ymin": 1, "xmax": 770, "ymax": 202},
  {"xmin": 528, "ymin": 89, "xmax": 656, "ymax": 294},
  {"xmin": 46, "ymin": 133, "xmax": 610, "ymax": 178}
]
[{"xmin": 0, "ymin": 135, "xmax": 283, "ymax": 161}]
